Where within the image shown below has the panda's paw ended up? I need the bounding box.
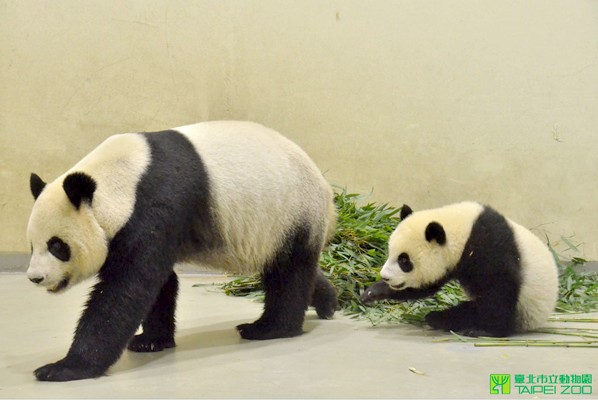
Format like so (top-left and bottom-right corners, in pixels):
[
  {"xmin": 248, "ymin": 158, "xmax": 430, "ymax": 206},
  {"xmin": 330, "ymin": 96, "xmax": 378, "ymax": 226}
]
[
  {"xmin": 314, "ymin": 300, "xmax": 338, "ymax": 320},
  {"xmin": 360, "ymin": 281, "xmax": 393, "ymax": 305},
  {"xmin": 127, "ymin": 334, "xmax": 176, "ymax": 353},
  {"xmin": 455, "ymin": 328, "xmax": 486, "ymax": 338},
  {"xmin": 425, "ymin": 311, "xmax": 494, "ymax": 337},
  {"xmin": 311, "ymin": 276, "xmax": 339, "ymax": 319},
  {"xmin": 34, "ymin": 358, "xmax": 104, "ymax": 382},
  {"xmin": 312, "ymin": 295, "xmax": 339, "ymax": 320},
  {"xmin": 457, "ymin": 327, "xmax": 510, "ymax": 338},
  {"xmin": 424, "ymin": 310, "xmax": 451, "ymax": 330},
  {"xmin": 236, "ymin": 322, "xmax": 303, "ymax": 340}
]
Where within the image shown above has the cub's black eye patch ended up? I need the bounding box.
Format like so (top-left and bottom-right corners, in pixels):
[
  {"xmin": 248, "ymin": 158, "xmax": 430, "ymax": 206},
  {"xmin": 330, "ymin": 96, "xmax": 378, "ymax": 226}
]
[
  {"xmin": 47, "ymin": 236, "xmax": 71, "ymax": 262},
  {"xmin": 397, "ymin": 252, "xmax": 413, "ymax": 272}
]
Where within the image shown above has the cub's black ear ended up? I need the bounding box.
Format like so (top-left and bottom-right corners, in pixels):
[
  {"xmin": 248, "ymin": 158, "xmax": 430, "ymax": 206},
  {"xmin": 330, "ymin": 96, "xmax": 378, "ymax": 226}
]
[
  {"xmin": 30, "ymin": 173, "xmax": 46, "ymax": 200},
  {"xmin": 425, "ymin": 222, "xmax": 446, "ymax": 245},
  {"xmin": 400, "ymin": 204, "xmax": 413, "ymax": 220},
  {"xmin": 63, "ymin": 172, "xmax": 96, "ymax": 210}
]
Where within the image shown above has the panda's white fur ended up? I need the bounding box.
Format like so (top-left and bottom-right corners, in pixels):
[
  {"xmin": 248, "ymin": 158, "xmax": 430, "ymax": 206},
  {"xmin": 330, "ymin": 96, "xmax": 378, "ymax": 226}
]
[
  {"xmin": 26, "ymin": 121, "xmax": 338, "ymax": 381},
  {"xmin": 508, "ymin": 221, "xmax": 560, "ymax": 331},
  {"xmin": 372, "ymin": 201, "xmax": 558, "ymax": 335},
  {"xmin": 176, "ymin": 122, "xmax": 334, "ymax": 274}
]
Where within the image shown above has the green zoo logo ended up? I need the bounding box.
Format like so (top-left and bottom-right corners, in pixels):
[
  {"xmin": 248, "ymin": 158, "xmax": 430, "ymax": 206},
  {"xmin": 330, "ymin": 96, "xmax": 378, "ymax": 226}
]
[
  {"xmin": 490, "ymin": 374, "xmax": 511, "ymax": 394},
  {"xmin": 490, "ymin": 374, "xmax": 593, "ymax": 395}
]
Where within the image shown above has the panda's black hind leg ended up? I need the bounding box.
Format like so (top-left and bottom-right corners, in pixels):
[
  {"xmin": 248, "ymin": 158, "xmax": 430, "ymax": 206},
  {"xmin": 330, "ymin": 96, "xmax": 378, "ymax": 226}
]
[
  {"xmin": 128, "ymin": 272, "xmax": 178, "ymax": 352},
  {"xmin": 310, "ymin": 269, "xmax": 338, "ymax": 319},
  {"xmin": 237, "ymin": 226, "xmax": 323, "ymax": 340}
]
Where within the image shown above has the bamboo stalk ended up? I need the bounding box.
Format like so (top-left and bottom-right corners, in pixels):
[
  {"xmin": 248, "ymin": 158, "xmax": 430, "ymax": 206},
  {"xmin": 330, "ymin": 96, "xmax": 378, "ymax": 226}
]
[
  {"xmin": 533, "ymin": 328, "xmax": 598, "ymax": 339},
  {"xmin": 547, "ymin": 317, "xmax": 598, "ymax": 323},
  {"xmin": 538, "ymin": 326, "xmax": 598, "ymax": 332},
  {"xmin": 474, "ymin": 341, "xmax": 597, "ymax": 348}
]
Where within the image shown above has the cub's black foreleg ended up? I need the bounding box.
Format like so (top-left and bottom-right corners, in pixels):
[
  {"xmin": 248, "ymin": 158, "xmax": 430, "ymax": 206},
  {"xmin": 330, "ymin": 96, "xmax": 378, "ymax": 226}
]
[
  {"xmin": 128, "ymin": 272, "xmax": 178, "ymax": 352},
  {"xmin": 360, "ymin": 281, "xmax": 442, "ymax": 305},
  {"xmin": 34, "ymin": 266, "xmax": 173, "ymax": 381}
]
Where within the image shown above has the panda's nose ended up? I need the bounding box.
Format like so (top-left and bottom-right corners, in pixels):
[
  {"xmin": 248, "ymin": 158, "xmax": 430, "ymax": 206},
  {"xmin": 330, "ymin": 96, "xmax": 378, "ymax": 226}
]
[{"xmin": 29, "ymin": 276, "xmax": 44, "ymax": 284}]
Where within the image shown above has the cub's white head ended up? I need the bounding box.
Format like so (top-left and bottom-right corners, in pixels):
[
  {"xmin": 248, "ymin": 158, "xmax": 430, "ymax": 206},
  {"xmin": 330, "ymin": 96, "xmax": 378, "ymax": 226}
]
[
  {"xmin": 26, "ymin": 172, "xmax": 108, "ymax": 293},
  {"xmin": 380, "ymin": 204, "xmax": 461, "ymax": 291}
]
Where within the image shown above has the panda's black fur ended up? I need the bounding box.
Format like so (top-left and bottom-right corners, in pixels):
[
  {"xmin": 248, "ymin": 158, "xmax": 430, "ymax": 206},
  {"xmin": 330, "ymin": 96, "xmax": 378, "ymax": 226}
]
[
  {"xmin": 361, "ymin": 202, "xmax": 558, "ymax": 338},
  {"xmin": 27, "ymin": 123, "xmax": 338, "ymax": 381}
]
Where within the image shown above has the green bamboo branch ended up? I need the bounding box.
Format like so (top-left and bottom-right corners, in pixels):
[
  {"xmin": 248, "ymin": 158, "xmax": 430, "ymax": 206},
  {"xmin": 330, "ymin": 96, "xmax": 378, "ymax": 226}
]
[
  {"xmin": 474, "ymin": 341, "xmax": 597, "ymax": 348},
  {"xmin": 533, "ymin": 328, "xmax": 598, "ymax": 339},
  {"xmin": 547, "ymin": 317, "xmax": 598, "ymax": 323}
]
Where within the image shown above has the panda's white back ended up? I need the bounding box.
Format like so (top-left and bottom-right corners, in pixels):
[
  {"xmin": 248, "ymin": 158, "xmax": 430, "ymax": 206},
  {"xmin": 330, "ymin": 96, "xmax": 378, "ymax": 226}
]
[
  {"xmin": 507, "ymin": 219, "xmax": 559, "ymax": 331},
  {"xmin": 175, "ymin": 121, "xmax": 334, "ymax": 274}
]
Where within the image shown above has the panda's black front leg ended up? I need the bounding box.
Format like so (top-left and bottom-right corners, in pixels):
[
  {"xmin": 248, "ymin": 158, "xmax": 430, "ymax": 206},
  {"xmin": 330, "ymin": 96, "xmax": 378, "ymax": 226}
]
[
  {"xmin": 34, "ymin": 266, "xmax": 172, "ymax": 381},
  {"xmin": 360, "ymin": 281, "xmax": 442, "ymax": 305},
  {"xmin": 128, "ymin": 272, "xmax": 178, "ymax": 352}
]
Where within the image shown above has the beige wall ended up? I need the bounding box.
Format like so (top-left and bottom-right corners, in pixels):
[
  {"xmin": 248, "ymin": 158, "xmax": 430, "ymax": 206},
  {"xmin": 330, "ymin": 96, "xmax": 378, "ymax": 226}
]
[{"xmin": 2, "ymin": 1, "xmax": 597, "ymax": 259}]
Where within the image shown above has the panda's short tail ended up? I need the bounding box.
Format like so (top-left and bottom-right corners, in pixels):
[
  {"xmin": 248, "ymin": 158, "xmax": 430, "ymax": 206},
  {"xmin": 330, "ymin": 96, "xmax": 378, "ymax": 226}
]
[{"xmin": 325, "ymin": 200, "xmax": 338, "ymax": 245}]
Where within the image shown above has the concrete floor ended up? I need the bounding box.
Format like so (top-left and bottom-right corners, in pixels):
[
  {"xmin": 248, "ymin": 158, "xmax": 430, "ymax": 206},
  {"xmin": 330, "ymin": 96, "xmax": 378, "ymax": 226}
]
[{"xmin": 1, "ymin": 273, "xmax": 595, "ymax": 399}]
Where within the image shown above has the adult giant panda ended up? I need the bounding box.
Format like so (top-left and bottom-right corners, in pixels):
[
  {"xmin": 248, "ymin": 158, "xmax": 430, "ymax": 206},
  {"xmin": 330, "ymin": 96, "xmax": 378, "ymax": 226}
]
[
  {"xmin": 27, "ymin": 121, "xmax": 338, "ymax": 381},
  {"xmin": 360, "ymin": 202, "xmax": 559, "ymax": 337}
]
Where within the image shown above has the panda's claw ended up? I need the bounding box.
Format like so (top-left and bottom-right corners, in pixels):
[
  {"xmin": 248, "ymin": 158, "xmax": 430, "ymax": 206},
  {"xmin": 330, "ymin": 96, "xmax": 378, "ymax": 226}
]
[{"xmin": 127, "ymin": 334, "xmax": 176, "ymax": 353}]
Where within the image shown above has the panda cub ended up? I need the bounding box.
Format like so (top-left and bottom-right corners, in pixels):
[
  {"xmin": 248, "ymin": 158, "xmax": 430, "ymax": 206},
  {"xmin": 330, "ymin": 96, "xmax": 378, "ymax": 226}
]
[
  {"xmin": 27, "ymin": 121, "xmax": 338, "ymax": 381},
  {"xmin": 361, "ymin": 202, "xmax": 559, "ymax": 337}
]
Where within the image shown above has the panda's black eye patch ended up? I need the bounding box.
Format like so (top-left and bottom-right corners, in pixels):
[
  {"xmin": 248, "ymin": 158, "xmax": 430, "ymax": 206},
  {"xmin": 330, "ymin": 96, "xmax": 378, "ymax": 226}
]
[
  {"xmin": 47, "ymin": 236, "xmax": 71, "ymax": 262},
  {"xmin": 397, "ymin": 252, "xmax": 413, "ymax": 272}
]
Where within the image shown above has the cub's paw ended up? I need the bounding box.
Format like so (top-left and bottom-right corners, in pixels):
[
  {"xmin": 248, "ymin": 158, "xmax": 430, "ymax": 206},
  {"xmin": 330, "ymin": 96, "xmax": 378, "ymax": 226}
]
[
  {"xmin": 34, "ymin": 358, "xmax": 103, "ymax": 382},
  {"xmin": 424, "ymin": 310, "xmax": 452, "ymax": 331},
  {"xmin": 457, "ymin": 327, "xmax": 510, "ymax": 338},
  {"xmin": 360, "ymin": 281, "xmax": 394, "ymax": 305},
  {"xmin": 236, "ymin": 322, "xmax": 303, "ymax": 340},
  {"xmin": 127, "ymin": 334, "xmax": 176, "ymax": 352}
]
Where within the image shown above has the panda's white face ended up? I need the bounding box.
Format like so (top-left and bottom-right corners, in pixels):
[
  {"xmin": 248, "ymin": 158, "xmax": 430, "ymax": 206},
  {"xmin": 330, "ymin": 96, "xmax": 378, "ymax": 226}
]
[
  {"xmin": 380, "ymin": 202, "xmax": 483, "ymax": 291},
  {"xmin": 380, "ymin": 222, "xmax": 451, "ymax": 290},
  {"xmin": 27, "ymin": 181, "xmax": 108, "ymax": 293}
]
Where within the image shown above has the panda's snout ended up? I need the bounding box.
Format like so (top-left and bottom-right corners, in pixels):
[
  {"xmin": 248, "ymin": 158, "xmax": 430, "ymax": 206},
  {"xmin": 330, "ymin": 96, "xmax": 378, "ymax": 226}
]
[
  {"xmin": 27, "ymin": 268, "xmax": 47, "ymax": 285},
  {"xmin": 29, "ymin": 276, "xmax": 44, "ymax": 284}
]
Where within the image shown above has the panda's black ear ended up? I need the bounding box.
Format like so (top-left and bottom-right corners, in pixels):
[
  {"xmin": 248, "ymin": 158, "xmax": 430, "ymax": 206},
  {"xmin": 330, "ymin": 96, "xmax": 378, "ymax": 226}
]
[
  {"xmin": 30, "ymin": 173, "xmax": 47, "ymax": 200},
  {"xmin": 63, "ymin": 172, "xmax": 97, "ymax": 210},
  {"xmin": 400, "ymin": 204, "xmax": 413, "ymax": 220},
  {"xmin": 425, "ymin": 222, "xmax": 446, "ymax": 245}
]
